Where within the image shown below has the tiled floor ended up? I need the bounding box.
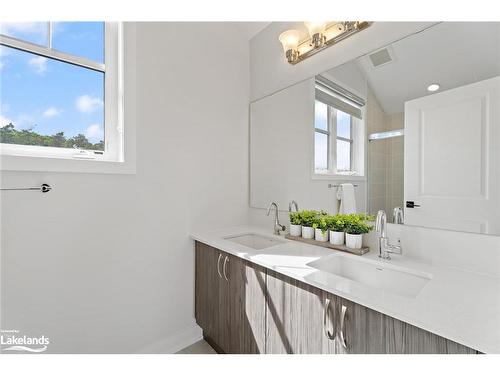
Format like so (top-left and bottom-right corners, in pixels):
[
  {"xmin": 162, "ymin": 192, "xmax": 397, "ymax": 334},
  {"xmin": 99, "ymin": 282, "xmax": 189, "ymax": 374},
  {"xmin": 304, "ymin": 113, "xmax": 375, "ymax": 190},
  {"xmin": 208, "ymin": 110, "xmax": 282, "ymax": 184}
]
[{"xmin": 176, "ymin": 339, "xmax": 217, "ymax": 354}]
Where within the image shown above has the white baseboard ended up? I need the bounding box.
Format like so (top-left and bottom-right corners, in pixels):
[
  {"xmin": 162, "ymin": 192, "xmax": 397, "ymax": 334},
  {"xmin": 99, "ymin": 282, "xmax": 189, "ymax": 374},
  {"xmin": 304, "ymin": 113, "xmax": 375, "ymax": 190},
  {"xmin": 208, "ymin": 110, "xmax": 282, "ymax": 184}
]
[{"xmin": 135, "ymin": 322, "xmax": 203, "ymax": 354}]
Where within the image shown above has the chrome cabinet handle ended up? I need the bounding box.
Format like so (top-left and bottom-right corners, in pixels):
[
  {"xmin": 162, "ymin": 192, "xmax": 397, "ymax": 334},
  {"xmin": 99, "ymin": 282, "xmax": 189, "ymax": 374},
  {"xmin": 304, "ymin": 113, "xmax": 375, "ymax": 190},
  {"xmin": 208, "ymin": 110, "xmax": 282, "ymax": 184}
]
[
  {"xmin": 217, "ymin": 253, "xmax": 223, "ymax": 279},
  {"xmin": 340, "ymin": 304, "xmax": 348, "ymax": 350},
  {"xmin": 223, "ymin": 256, "xmax": 229, "ymax": 281},
  {"xmin": 323, "ymin": 298, "xmax": 335, "ymax": 340}
]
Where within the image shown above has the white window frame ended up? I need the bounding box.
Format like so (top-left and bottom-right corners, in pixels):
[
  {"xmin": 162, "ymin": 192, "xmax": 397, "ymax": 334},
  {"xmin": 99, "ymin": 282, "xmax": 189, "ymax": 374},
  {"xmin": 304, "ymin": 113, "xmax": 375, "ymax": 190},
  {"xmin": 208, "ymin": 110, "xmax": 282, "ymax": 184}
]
[
  {"xmin": 0, "ymin": 22, "xmax": 133, "ymax": 174},
  {"xmin": 312, "ymin": 99, "xmax": 365, "ymax": 180}
]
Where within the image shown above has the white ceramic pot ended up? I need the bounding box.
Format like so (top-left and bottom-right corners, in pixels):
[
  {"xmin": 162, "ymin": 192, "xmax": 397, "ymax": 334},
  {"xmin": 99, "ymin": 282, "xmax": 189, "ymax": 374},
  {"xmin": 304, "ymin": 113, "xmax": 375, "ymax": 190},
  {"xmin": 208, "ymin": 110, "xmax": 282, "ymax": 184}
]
[
  {"xmin": 329, "ymin": 231, "xmax": 345, "ymax": 246},
  {"xmin": 289, "ymin": 224, "xmax": 302, "ymax": 237},
  {"xmin": 346, "ymin": 233, "xmax": 363, "ymax": 249},
  {"xmin": 315, "ymin": 228, "xmax": 328, "ymax": 242},
  {"xmin": 302, "ymin": 226, "xmax": 314, "ymax": 239}
]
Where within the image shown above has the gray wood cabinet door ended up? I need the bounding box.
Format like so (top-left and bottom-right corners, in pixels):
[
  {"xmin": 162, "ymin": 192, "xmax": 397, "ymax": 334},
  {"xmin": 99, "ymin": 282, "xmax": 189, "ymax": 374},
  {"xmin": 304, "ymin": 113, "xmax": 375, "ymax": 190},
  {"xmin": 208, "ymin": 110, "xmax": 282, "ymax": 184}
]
[
  {"xmin": 195, "ymin": 243, "xmax": 267, "ymax": 354},
  {"xmin": 387, "ymin": 319, "xmax": 477, "ymax": 354},
  {"xmin": 326, "ymin": 292, "xmax": 476, "ymax": 354},
  {"xmin": 227, "ymin": 255, "xmax": 266, "ymax": 354},
  {"xmin": 195, "ymin": 242, "xmax": 222, "ymax": 346},
  {"xmin": 325, "ymin": 295, "xmax": 385, "ymax": 354},
  {"xmin": 266, "ymin": 270, "xmax": 327, "ymax": 354},
  {"xmin": 217, "ymin": 253, "xmax": 231, "ymax": 353}
]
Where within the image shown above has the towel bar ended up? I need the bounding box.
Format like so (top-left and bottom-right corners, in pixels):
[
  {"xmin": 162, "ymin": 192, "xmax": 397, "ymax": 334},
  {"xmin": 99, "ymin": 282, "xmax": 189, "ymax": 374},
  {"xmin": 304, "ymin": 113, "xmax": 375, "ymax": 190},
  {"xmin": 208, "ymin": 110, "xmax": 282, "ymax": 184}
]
[
  {"xmin": 328, "ymin": 184, "xmax": 358, "ymax": 188},
  {"xmin": 0, "ymin": 183, "xmax": 52, "ymax": 193}
]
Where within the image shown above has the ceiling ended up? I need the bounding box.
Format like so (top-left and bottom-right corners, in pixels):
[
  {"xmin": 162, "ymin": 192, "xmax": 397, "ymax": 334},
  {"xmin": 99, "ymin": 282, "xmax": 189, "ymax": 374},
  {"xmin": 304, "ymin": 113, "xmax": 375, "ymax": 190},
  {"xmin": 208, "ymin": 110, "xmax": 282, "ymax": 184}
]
[{"xmin": 325, "ymin": 22, "xmax": 500, "ymax": 114}]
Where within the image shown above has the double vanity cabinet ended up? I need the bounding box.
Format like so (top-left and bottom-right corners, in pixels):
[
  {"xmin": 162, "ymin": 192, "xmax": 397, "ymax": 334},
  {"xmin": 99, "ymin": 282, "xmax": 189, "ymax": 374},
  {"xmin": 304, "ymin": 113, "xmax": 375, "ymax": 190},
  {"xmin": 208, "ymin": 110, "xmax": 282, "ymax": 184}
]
[{"xmin": 195, "ymin": 241, "xmax": 478, "ymax": 354}]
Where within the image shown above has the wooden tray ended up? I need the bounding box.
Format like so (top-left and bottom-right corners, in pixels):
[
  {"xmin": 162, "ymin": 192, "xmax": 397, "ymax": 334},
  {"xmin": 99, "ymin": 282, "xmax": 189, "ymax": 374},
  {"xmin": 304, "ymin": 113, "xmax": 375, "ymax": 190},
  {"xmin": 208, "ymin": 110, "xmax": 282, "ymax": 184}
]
[{"xmin": 285, "ymin": 234, "xmax": 370, "ymax": 256}]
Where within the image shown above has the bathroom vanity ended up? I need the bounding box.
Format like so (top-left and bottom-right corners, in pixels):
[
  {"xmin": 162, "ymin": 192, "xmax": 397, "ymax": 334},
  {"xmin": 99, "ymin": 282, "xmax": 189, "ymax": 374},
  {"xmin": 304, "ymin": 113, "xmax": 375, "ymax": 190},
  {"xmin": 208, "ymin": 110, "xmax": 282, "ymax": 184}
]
[{"xmin": 192, "ymin": 226, "xmax": 500, "ymax": 354}]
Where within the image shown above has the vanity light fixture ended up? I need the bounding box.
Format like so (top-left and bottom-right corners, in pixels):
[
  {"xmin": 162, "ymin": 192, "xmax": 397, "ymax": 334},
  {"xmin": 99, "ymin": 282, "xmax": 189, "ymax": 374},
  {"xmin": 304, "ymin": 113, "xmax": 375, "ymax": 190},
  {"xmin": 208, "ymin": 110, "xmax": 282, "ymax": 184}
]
[
  {"xmin": 278, "ymin": 21, "xmax": 371, "ymax": 65},
  {"xmin": 427, "ymin": 83, "xmax": 440, "ymax": 92}
]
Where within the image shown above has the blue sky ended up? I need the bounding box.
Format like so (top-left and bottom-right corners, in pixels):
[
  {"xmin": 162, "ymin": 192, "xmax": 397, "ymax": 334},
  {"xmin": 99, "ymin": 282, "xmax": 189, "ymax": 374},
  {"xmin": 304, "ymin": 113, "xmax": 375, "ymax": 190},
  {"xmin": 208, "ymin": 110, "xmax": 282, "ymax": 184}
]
[{"xmin": 0, "ymin": 22, "xmax": 105, "ymax": 144}]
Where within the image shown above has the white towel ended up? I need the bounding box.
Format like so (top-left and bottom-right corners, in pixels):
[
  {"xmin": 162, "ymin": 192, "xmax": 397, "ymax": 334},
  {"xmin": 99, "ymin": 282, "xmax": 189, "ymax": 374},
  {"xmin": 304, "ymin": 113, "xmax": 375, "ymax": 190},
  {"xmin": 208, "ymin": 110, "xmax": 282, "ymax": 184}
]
[{"xmin": 337, "ymin": 183, "xmax": 357, "ymax": 214}]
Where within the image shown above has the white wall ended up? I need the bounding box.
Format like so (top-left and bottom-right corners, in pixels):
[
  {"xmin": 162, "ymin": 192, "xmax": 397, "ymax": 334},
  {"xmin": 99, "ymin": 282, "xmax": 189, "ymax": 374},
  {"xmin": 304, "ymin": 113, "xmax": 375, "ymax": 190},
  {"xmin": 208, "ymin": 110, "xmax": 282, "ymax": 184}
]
[
  {"xmin": 322, "ymin": 60, "xmax": 368, "ymax": 100},
  {"xmin": 0, "ymin": 22, "xmax": 250, "ymax": 353}
]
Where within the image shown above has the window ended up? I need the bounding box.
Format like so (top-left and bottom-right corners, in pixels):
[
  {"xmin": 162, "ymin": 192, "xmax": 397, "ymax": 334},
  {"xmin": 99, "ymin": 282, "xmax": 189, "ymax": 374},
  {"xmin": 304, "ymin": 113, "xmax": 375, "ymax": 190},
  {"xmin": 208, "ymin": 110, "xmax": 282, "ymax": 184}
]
[
  {"xmin": 314, "ymin": 78, "xmax": 365, "ymax": 177},
  {"xmin": 0, "ymin": 22, "xmax": 122, "ymax": 162}
]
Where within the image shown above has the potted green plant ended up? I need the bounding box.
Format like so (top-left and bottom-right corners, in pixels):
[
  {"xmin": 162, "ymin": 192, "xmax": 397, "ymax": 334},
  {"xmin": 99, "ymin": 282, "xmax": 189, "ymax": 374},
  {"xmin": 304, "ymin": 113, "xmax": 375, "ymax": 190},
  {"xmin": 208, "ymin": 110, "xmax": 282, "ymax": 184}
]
[
  {"xmin": 345, "ymin": 215, "xmax": 373, "ymax": 249},
  {"xmin": 299, "ymin": 210, "xmax": 318, "ymax": 239},
  {"xmin": 326, "ymin": 214, "xmax": 346, "ymax": 246},
  {"xmin": 289, "ymin": 211, "xmax": 302, "ymax": 237},
  {"xmin": 312, "ymin": 215, "xmax": 329, "ymax": 242},
  {"xmin": 356, "ymin": 213, "xmax": 375, "ymax": 222}
]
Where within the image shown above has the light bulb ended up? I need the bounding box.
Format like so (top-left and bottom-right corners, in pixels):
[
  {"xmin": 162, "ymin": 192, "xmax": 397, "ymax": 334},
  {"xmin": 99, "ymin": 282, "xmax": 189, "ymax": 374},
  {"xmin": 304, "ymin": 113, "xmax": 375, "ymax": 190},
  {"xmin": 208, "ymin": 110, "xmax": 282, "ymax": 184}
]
[
  {"xmin": 304, "ymin": 22, "xmax": 327, "ymax": 38},
  {"xmin": 278, "ymin": 29, "xmax": 302, "ymax": 63},
  {"xmin": 278, "ymin": 30, "xmax": 301, "ymax": 53}
]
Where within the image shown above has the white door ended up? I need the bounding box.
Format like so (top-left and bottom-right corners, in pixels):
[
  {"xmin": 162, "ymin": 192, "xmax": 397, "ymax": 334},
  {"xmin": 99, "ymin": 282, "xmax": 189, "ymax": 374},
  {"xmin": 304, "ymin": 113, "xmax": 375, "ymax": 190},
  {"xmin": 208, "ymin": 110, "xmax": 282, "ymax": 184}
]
[{"xmin": 404, "ymin": 76, "xmax": 500, "ymax": 235}]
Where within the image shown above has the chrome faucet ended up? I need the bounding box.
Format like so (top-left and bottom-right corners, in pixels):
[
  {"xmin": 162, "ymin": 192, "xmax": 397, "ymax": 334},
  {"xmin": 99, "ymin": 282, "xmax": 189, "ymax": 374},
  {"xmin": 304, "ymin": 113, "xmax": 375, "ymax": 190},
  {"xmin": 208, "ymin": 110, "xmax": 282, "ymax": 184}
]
[
  {"xmin": 393, "ymin": 207, "xmax": 404, "ymax": 224},
  {"xmin": 289, "ymin": 200, "xmax": 299, "ymax": 212},
  {"xmin": 375, "ymin": 210, "xmax": 403, "ymax": 260},
  {"xmin": 267, "ymin": 202, "xmax": 286, "ymax": 235}
]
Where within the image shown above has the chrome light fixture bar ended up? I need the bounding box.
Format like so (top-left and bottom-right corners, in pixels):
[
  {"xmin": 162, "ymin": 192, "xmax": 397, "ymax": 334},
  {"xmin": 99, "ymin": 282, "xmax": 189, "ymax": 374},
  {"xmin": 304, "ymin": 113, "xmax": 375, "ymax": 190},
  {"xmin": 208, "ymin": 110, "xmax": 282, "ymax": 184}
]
[{"xmin": 279, "ymin": 21, "xmax": 372, "ymax": 65}]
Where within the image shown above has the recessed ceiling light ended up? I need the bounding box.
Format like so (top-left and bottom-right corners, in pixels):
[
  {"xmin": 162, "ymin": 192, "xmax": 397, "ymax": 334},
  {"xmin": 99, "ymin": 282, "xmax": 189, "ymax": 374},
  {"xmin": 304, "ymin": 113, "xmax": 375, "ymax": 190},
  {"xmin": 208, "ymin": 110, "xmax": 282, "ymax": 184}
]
[{"xmin": 427, "ymin": 83, "xmax": 440, "ymax": 92}]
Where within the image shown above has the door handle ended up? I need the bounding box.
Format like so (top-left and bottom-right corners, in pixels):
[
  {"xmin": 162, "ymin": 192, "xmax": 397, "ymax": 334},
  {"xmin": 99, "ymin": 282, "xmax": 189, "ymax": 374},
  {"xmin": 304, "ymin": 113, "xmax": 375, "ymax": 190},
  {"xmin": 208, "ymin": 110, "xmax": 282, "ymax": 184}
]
[
  {"xmin": 340, "ymin": 304, "xmax": 348, "ymax": 350},
  {"xmin": 323, "ymin": 298, "xmax": 335, "ymax": 340},
  {"xmin": 223, "ymin": 256, "xmax": 229, "ymax": 281},
  {"xmin": 217, "ymin": 253, "xmax": 223, "ymax": 279},
  {"xmin": 406, "ymin": 201, "xmax": 421, "ymax": 208}
]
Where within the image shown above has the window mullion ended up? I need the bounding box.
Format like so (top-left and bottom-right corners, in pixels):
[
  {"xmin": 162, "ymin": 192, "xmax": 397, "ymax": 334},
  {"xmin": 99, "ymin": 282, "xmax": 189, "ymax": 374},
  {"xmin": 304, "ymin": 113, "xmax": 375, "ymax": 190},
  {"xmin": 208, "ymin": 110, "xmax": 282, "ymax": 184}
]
[
  {"xmin": 350, "ymin": 116, "xmax": 354, "ymax": 171},
  {"xmin": 47, "ymin": 22, "xmax": 52, "ymax": 49},
  {"xmin": 0, "ymin": 35, "xmax": 105, "ymax": 72},
  {"xmin": 327, "ymin": 107, "xmax": 330, "ymax": 172},
  {"xmin": 329, "ymin": 106, "xmax": 337, "ymax": 173},
  {"xmin": 314, "ymin": 128, "xmax": 330, "ymax": 135}
]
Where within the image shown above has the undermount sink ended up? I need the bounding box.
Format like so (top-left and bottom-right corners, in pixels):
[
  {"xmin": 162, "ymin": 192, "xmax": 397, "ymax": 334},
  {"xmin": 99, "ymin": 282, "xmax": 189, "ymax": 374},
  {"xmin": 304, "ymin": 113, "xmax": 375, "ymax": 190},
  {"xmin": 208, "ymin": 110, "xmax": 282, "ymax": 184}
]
[
  {"xmin": 224, "ymin": 233, "xmax": 284, "ymax": 250},
  {"xmin": 307, "ymin": 254, "xmax": 432, "ymax": 298}
]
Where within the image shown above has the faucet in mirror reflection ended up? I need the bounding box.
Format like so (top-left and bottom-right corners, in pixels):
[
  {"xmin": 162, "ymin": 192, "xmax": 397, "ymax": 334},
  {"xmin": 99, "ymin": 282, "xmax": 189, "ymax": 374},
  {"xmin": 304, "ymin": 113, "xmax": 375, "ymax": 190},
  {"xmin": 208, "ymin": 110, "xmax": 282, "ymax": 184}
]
[
  {"xmin": 288, "ymin": 200, "xmax": 299, "ymax": 212},
  {"xmin": 393, "ymin": 207, "xmax": 404, "ymax": 224},
  {"xmin": 267, "ymin": 202, "xmax": 286, "ymax": 235}
]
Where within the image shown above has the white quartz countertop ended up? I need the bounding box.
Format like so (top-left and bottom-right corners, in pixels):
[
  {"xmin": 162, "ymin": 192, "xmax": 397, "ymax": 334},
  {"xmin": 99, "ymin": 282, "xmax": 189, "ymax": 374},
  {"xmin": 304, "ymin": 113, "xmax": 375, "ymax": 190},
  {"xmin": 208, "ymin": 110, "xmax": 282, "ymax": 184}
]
[{"xmin": 191, "ymin": 225, "xmax": 500, "ymax": 353}]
